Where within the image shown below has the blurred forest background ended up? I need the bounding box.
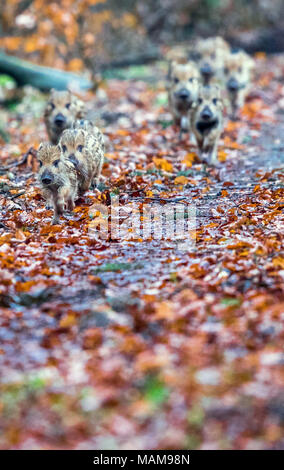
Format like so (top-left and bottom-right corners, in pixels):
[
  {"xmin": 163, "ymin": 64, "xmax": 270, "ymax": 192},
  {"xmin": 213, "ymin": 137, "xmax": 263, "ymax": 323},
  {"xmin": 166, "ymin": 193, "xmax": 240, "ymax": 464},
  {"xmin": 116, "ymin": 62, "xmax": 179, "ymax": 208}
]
[{"xmin": 0, "ymin": 0, "xmax": 284, "ymax": 74}]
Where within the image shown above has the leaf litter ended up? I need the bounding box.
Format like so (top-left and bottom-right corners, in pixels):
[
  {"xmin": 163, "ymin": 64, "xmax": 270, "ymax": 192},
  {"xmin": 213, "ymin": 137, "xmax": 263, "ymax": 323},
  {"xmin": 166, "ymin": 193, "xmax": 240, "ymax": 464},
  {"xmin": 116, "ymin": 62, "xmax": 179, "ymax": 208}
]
[{"xmin": 0, "ymin": 57, "xmax": 283, "ymax": 449}]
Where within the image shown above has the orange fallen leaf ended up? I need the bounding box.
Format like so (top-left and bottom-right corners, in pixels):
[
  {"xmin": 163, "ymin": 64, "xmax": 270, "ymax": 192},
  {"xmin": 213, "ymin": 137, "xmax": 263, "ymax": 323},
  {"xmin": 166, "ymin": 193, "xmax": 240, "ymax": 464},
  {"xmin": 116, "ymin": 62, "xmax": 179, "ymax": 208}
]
[
  {"xmin": 272, "ymin": 257, "xmax": 284, "ymax": 269},
  {"xmin": 59, "ymin": 313, "xmax": 77, "ymax": 328},
  {"xmin": 181, "ymin": 152, "xmax": 196, "ymax": 167},
  {"xmin": 255, "ymin": 52, "xmax": 266, "ymax": 60},
  {"xmin": 67, "ymin": 58, "xmax": 84, "ymax": 72},
  {"xmin": 155, "ymin": 301, "xmax": 175, "ymax": 320},
  {"xmin": 218, "ymin": 150, "xmax": 227, "ymax": 162},
  {"xmin": 153, "ymin": 157, "xmax": 173, "ymax": 172},
  {"xmin": 174, "ymin": 175, "xmax": 188, "ymax": 185},
  {"xmin": 223, "ymin": 136, "xmax": 243, "ymax": 149}
]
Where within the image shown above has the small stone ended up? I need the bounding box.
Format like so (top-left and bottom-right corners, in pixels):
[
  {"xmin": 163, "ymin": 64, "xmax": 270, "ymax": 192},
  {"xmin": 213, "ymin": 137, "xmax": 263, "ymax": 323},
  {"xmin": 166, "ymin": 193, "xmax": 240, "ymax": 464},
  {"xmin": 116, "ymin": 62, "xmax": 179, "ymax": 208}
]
[
  {"xmin": 195, "ymin": 367, "xmax": 221, "ymax": 386},
  {"xmin": 260, "ymin": 352, "xmax": 284, "ymax": 366}
]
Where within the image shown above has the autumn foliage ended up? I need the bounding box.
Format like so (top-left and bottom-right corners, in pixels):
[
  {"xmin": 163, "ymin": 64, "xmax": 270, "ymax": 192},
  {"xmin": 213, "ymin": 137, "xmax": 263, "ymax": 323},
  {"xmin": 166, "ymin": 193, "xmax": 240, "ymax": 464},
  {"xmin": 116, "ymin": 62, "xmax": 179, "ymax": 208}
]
[{"xmin": 0, "ymin": 9, "xmax": 284, "ymax": 450}]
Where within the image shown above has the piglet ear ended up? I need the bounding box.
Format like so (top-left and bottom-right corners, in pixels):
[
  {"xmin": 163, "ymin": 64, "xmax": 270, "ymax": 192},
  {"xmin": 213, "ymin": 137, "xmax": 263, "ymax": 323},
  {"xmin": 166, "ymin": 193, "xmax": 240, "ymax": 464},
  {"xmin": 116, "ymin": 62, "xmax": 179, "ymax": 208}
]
[
  {"xmin": 248, "ymin": 57, "xmax": 255, "ymax": 71},
  {"xmin": 55, "ymin": 145, "xmax": 62, "ymax": 156},
  {"xmin": 168, "ymin": 60, "xmax": 177, "ymax": 79},
  {"xmin": 60, "ymin": 129, "xmax": 68, "ymax": 140}
]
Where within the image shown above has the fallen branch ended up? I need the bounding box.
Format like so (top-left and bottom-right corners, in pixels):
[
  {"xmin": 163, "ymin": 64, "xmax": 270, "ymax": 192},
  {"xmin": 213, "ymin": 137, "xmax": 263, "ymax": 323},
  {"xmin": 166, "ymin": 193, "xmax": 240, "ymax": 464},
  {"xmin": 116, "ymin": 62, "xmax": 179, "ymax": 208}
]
[
  {"xmin": 131, "ymin": 196, "xmax": 188, "ymax": 204},
  {"xmin": 0, "ymin": 52, "xmax": 94, "ymax": 91},
  {"xmin": 10, "ymin": 190, "xmax": 26, "ymax": 200},
  {"xmin": 122, "ymin": 186, "xmax": 148, "ymax": 194},
  {"xmin": 0, "ymin": 147, "xmax": 37, "ymax": 171}
]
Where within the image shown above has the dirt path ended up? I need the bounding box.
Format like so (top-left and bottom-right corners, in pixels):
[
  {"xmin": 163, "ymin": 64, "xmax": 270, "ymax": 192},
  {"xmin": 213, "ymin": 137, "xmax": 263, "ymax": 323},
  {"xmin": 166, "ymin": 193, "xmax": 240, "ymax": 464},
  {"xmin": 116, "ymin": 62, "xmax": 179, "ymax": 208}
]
[{"xmin": 0, "ymin": 58, "xmax": 283, "ymax": 449}]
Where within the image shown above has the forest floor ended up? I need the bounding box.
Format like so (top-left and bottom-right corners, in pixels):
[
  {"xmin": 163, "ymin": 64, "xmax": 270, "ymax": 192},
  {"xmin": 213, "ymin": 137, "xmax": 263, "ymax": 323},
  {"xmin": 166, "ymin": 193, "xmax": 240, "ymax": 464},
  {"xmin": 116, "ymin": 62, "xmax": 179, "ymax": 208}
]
[{"xmin": 0, "ymin": 55, "xmax": 283, "ymax": 450}]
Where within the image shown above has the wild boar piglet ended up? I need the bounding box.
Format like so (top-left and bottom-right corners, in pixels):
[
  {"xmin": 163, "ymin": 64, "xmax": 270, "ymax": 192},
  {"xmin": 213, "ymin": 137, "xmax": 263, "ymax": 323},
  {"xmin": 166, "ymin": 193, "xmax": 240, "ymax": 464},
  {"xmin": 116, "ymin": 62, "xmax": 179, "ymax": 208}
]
[
  {"xmin": 223, "ymin": 49, "xmax": 254, "ymax": 118},
  {"xmin": 194, "ymin": 37, "xmax": 230, "ymax": 85},
  {"xmin": 59, "ymin": 126, "xmax": 104, "ymax": 195},
  {"xmin": 71, "ymin": 119, "xmax": 105, "ymax": 146},
  {"xmin": 44, "ymin": 89, "xmax": 86, "ymax": 144},
  {"xmin": 168, "ymin": 61, "xmax": 200, "ymax": 139},
  {"xmin": 37, "ymin": 143, "xmax": 78, "ymax": 224},
  {"xmin": 191, "ymin": 84, "xmax": 224, "ymax": 166}
]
